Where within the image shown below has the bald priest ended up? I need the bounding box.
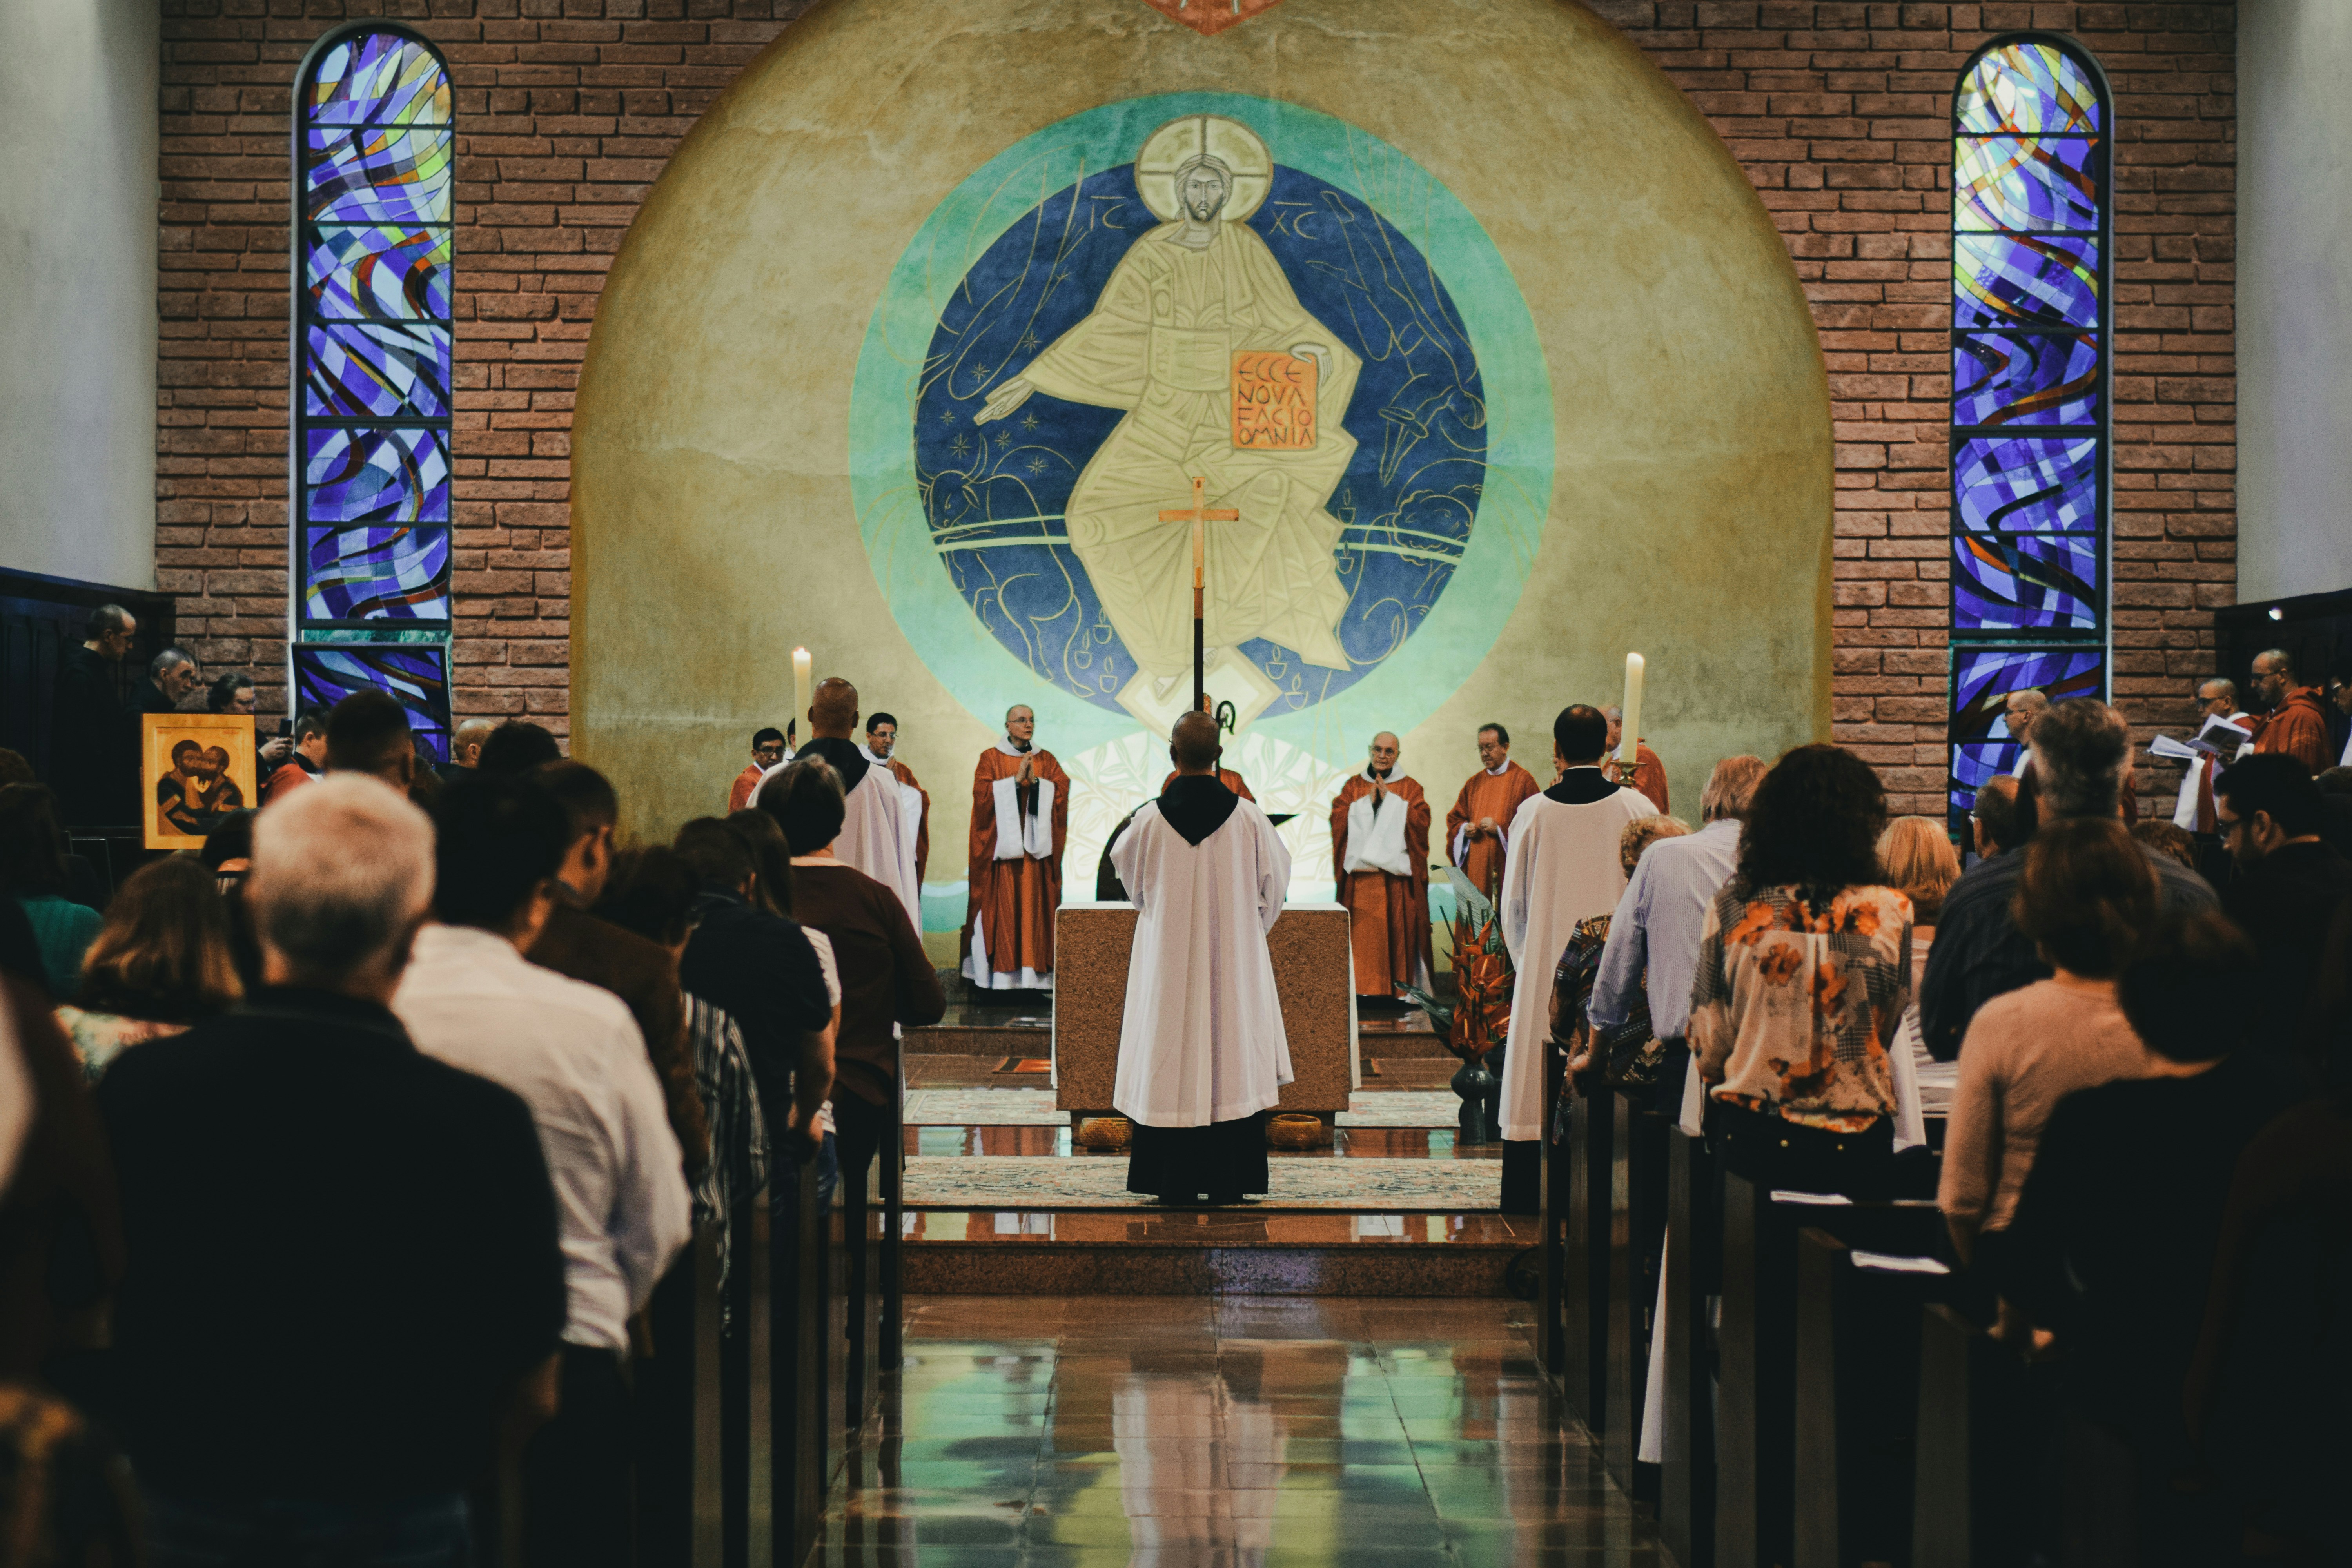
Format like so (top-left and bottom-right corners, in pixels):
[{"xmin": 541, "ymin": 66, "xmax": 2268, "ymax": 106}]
[
  {"xmin": 761, "ymin": 678, "xmax": 922, "ymax": 931},
  {"xmin": 1331, "ymin": 731, "xmax": 1433, "ymax": 1005},
  {"xmin": 964, "ymin": 704, "xmax": 1070, "ymax": 992},
  {"xmin": 1112, "ymin": 712, "xmax": 1294, "ymax": 1205}
]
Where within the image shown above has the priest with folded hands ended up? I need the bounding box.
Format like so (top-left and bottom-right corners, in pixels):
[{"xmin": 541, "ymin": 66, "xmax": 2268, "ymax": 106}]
[{"xmin": 1112, "ymin": 711, "xmax": 1294, "ymax": 1205}]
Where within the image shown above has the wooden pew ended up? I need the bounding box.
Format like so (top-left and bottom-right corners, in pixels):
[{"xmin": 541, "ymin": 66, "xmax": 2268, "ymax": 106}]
[
  {"xmin": 1911, "ymin": 1304, "xmax": 2015, "ymax": 1568},
  {"xmin": 1659, "ymin": 1123, "xmax": 1719, "ymax": 1568},
  {"xmin": 1538, "ymin": 1038, "xmax": 1569, "ymax": 1378},
  {"xmin": 1716, "ymin": 1176, "xmax": 1944, "ymax": 1568},
  {"xmin": 1558, "ymin": 1084, "xmax": 1613, "ymax": 1437},
  {"xmin": 1602, "ymin": 1092, "xmax": 1671, "ymax": 1500},
  {"xmin": 1792, "ymin": 1226, "xmax": 1950, "ymax": 1568}
]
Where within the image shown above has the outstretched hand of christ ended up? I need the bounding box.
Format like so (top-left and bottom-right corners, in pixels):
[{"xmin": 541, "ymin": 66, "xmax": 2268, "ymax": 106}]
[{"xmin": 975, "ymin": 377, "xmax": 1033, "ymax": 425}]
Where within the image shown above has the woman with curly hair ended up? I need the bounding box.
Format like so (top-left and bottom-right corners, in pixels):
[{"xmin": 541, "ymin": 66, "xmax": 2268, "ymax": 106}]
[{"xmin": 1688, "ymin": 744, "xmax": 1914, "ymax": 1194}]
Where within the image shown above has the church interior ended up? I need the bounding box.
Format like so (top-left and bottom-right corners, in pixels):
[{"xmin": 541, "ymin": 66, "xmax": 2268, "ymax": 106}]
[{"xmin": 2, "ymin": 1, "xmax": 2348, "ymax": 1564}]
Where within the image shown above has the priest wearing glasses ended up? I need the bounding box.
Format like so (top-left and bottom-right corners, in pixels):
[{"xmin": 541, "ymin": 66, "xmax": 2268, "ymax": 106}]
[{"xmin": 962, "ymin": 704, "xmax": 1069, "ymax": 995}]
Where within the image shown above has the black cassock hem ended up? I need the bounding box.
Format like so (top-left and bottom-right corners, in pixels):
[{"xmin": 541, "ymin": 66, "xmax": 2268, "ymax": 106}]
[{"xmin": 1126, "ymin": 1110, "xmax": 1272, "ymax": 1201}]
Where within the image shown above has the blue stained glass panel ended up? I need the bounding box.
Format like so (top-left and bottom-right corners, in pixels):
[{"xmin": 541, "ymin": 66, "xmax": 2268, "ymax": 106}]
[
  {"xmin": 1956, "ymin": 42, "xmax": 2101, "ymax": 135},
  {"xmin": 1953, "ymin": 332, "xmax": 2099, "ymax": 427},
  {"xmin": 1955, "ymin": 136, "xmax": 2101, "ymax": 232},
  {"xmin": 1953, "ymin": 532, "xmax": 2099, "ymax": 630},
  {"xmin": 291, "ymin": 644, "xmax": 451, "ymax": 765},
  {"xmin": 303, "ymin": 323, "xmax": 450, "ymax": 420},
  {"xmin": 308, "ymin": 33, "xmax": 450, "ymax": 126},
  {"xmin": 303, "ymin": 526, "xmax": 450, "ymax": 621},
  {"xmin": 1948, "ymin": 645, "xmax": 2105, "ymax": 818},
  {"xmin": 1955, "ymin": 233, "xmax": 2098, "ymax": 329},
  {"xmin": 1954, "ymin": 436, "xmax": 2098, "ymax": 534},
  {"xmin": 304, "ymin": 426, "xmax": 450, "ymax": 526},
  {"xmin": 306, "ymin": 127, "xmax": 452, "ymax": 225},
  {"xmin": 307, "ymin": 225, "xmax": 450, "ymax": 321}
]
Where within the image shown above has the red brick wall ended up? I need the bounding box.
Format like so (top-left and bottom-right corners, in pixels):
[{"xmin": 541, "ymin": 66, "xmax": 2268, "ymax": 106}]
[{"xmin": 158, "ymin": 0, "xmax": 2235, "ymax": 811}]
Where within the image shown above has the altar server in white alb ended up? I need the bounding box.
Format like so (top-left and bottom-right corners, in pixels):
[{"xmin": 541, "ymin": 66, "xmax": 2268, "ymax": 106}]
[
  {"xmin": 1111, "ymin": 711, "xmax": 1294, "ymax": 1205},
  {"xmin": 1495, "ymin": 704, "xmax": 1657, "ymax": 1206},
  {"xmin": 760, "ymin": 677, "xmax": 921, "ymax": 930}
]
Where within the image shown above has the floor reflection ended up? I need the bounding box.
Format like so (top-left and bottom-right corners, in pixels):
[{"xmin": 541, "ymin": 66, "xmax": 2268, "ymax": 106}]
[{"xmin": 813, "ymin": 1296, "xmax": 1662, "ymax": 1566}]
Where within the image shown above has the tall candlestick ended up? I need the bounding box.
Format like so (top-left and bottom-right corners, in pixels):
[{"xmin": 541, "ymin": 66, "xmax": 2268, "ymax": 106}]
[
  {"xmin": 1617, "ymin": 652, "xmax": 1645, "ymax": 764},
  {"xmin": 792, "ymin": 647, "xmax": 813, "ymax": 734}
]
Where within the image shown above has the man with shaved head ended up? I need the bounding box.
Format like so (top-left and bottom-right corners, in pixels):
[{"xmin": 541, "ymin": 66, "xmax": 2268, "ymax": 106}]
[
  {"xmin": 1112, "ymin": 710, "xmax": 1295, "ymax": 1203},
  {"xmin": 759, "ymin": 676, "xmax": 921, "ymax": 929},
  {"xmin": 1330, "ymin": 730, "xmax": 1433, "ymax": 1008},
  {"xmin": 964, "ymin": 702, "xmax": 1071, "ymax": 995}
]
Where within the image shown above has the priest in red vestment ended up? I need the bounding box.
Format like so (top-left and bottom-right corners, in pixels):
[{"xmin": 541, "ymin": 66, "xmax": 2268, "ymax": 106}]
[
  {"xmin": 1444, "ymin": 722, "xmax": 1541, "ymax": 897},
  {"xmin": 2249, "ymin": 648, "xmax": 2333, "ymax": 775},
  {"xmin": 1330, "ymin": 731, "xmax": 1432, "ymax": 1005},
  {"xmin": 729, "ymin": 726, "xmax": 788, "ymax": 811},
  {"xmin": 1602, "ymin": 704, "xmax": 1669, "ymax": 813},
  {"xmin": 865, "ymin": 711, "xmax": 930, "ymax": 884},
  {"xmin": 963, "ymin": 704, "xmax": 1069, "ymax": 992}
]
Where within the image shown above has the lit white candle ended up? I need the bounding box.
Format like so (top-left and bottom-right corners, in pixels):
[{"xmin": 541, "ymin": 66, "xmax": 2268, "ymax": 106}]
[
  {"xmin": 792, "ymin": 648, "xmax": 813, "ymax": 735},
  {"xmin": 1617, "ymin": 652, "xmax": 1644, "ymax": 764}
]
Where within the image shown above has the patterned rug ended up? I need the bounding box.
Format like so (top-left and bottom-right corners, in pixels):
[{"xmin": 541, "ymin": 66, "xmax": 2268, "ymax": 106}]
[
  {"xmin": 902, "ymin": 1088, "xmax": 1464, "ymax": 1129},
  {"xmin": 902, "ymin": 1154, "xmax": 1499, "ymax": 1212}
]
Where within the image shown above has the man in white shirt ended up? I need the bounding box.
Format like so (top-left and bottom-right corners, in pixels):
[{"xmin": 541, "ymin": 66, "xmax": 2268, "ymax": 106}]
[
  {"xmin": 393, "ymin": 770, "xmax": 690, "ymax": 1568},
  {"xmin": 2173, "ymin": 678, "xmax": 2254, "ymax": 833}
]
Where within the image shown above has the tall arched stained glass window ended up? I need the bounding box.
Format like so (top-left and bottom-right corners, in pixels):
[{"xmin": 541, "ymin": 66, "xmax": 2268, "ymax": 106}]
[
  {"xmin": 288, "ymin": 25, "xmax": 454, "ymax": 761},
  {"xmin": 1948, "ymin": 36, "xmax": 2111, "ymax": 837}
]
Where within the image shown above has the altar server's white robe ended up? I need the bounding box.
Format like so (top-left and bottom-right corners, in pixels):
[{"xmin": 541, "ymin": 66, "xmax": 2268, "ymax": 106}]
[
  {"xmin": 1496, "ymin": 780, "xmax": 1658, "ymax": 1142},
  {"xmin": 1109, "ymin": 795, "xmax": 1294, "ymax": 1128},
  {"xmin": 762, "ymin": 749, "xmax": 922, "ymax": 932}
]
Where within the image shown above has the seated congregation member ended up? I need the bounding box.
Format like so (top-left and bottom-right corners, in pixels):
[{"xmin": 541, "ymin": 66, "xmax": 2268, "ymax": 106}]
[
  {"xmin": 1688, "ymin": 744, "xmax": 1912, "ymax": 1196},
  {"xmin": 200, "ymin": 811, "xmax": 265, "ymax": 991},
  {"xmin": 674, "ymin": 818, "xmax": 835, "ymax": 1159},
  {"xmin": 1591, "ymin": 755, "xmax": 1765, "ymax": 1116},
  {"xmin": 2213, "ymin": 754, "xmax": 2352, "ymax": 1080},
  {"xmin": 2132, "ymin": 817, "xmax": 2199, "ymax": 871},
  {"xmin": 1920, "ymin": 699, "xmax": 2214, "ymax": 1062},
  {"xmin": 98, "ymin": 775, "xmax": 566, "ymax": 1568},
  {"xmin": 1108, "ymin": 712, "xmax": 1293, "ymax": 1204},
  {"xmin": 0, "ymin": 785, "xmax": 102, "ymax": 1000},
  {"xmin": 1998, "ymin": 911, "xmax": 2292, "ymax": 1490},
  {"xmin": 58, "ymin": 858, "xmax": 240, "ymax": 1081},
  {"xmin": 526, "ymin": 760, "xmax": 709, "ymax": 1178},
  {"xmin": 726, "ymin": 808, "xmax": 800, "ymax": 920},
  {"xmin": 1939, "ymin": 818, "xmax": 2164, "ymax": 1263},
  {"xmin": 1552, "ymin": 813, "xmax": 1690, "ymax": 1093},
  {"xmin": 1496, "ymin": 705, "xmax": 1658, "ymax": 1208},
  {"xmin": 392, "ymin": 772, "xmax": 690, "ymax": 1568},
  {"xmin": 476, "ymin": 720, "xmax": 563, "ymax": 774},
  {"xmin": 763, "ymin": 761, "xmax": 945, "ymax": 1185},
  {"xmin": 1878, "ymin": 814, "xmax": 1960, "ymax": 1057}
]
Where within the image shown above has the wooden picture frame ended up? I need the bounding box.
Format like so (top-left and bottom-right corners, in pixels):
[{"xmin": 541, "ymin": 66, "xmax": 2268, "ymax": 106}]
[{"xmin": 141, "ymin": 713, "xmax": 258, "ymax": 851}]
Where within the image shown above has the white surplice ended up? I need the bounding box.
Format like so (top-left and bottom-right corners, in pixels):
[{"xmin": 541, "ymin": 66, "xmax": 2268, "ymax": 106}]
[
  {"xmin": 762, "ymin": 755, "xmax": 922, "ymax": 931},
  {"xmin": 1108, "ymin": 793, "xmax": 1294, "ymax": 1128},
  {"xmin": 1341, "ymin": 774, "xmax": 1417, "ymax": 878},
  {"xmin": 1496, "ymin": 781, "xmax": 1658, "ymax": 1142}
]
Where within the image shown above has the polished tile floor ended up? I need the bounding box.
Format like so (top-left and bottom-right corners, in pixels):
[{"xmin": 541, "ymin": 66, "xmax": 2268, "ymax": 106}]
[{"xmin": 809, "ymin": 1295, "xmax": 1661, "ymax": 1567}]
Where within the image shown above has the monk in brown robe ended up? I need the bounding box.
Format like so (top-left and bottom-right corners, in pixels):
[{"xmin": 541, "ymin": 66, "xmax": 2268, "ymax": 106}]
[
  {"xmin": 1331, "ymin": 730, "xmax": 1433, "ymax": 1005},
  {"xmin": 1444, "ymin": 721, "xmax": 1541, "ymax": 898},
  {"xmin": 866, "ymin": 711, "xmax": 929, "ymax": 884},
  {"xmin": 1602, "ymin": 704, "xmax": 1668, "ymax": 814},
  {"xmin": 963, "ymin": 704, "xmax": 1069, "ymax": 992}
]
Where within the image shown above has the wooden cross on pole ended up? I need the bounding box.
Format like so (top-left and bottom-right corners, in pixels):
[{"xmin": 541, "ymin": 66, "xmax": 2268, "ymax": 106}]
[{"xmin": 1158, "ymin": 475, "xmax": 1239, "ymax": 715}]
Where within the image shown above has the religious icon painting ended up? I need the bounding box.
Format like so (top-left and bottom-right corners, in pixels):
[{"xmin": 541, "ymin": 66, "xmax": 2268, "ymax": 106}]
[{"xmin": 142, "ymin": 713, "xmax": 259, "ymax": 851}]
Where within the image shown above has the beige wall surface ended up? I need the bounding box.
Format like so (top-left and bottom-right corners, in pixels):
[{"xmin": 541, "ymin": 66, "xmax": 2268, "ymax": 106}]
[{"xmin": 573, "ymin": 0, "xmax": 1831, "ymax": 875}]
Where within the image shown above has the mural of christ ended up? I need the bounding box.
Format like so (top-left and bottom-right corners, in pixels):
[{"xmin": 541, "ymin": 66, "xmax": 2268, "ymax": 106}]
[{"xmin": 975, "ymin": 115, "xmax": 1361, "ymax": 693}]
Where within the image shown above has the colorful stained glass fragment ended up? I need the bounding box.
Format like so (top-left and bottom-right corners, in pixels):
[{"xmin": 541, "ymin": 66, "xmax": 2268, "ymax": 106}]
[
  {"xmin": 1952, "ymin": 532, "xmax": 2099, "ymax": 630},
  {"xmin": 1952, "ymin": 331, "xmax": 2098, "ymax": 428},
  {"xmin": 307, "ymin": 225, "xmax": 451, "ymax": 321},
  {"xmin": 1956, "ymin": 42, "xmax": 2100, "ymax": 135},
  {"xmin": 306, "ymin": 127, "xmax": 451, "ymax": 225},
  {"xmin": 1955, "ymin": 136, "xmax": 2101, "ymax": 232},
  {"xmin": 292, "ymin": 643, "xmax": 452, "ymax": 765},
  {"xmin": 1948, "ymin": 644, "xmax": 2105, "ymax": 817},
  {"xmin": 1954, "ymin": 435, "xmax": 2098, "ymax": 534},
  {"xmin": 304, "ymin": 324, "xmax": 450, "ymax": 420},
  {"xmin": 1955, "ymin": 233, "xmax": 2098, "ymax": 329},
  {"xmin": 307, "ymin": 32, "xmax": 450, "ymax": 126},
  {"xmin": 304, "ymin": 426, "xmax": 451, "ymax": 527},
  {"xmin": 303, "ymin": 525, "xmax": 450, "ymax": 621}
]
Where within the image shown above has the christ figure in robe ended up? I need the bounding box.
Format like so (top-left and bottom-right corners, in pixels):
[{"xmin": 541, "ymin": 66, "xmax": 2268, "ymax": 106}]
[
  {"xmin": 975, "ymin": 145, "xmax": 1362, "ymax": 688},
  {"xmin": 962, "ymin": 704, "xmax": 1069, "ymax": 993},
  {"xmin": 1112, "ymin": 711, "xmax": 1294, "ymax": 1204},
  {"xmin": 760, "ymin": 678, "xmax": 922, "ymax": 933},
  {"xmin": 1495, "ymin": 704, "xmax": 1657, "ymax": 1210},
  {"xmin": 1445, "ymin": 721, "xmax": 1542, "ymax": 898},
  {"xmin": 1331, "ymin": 730, "xmax": 1434, "ymax": 1006}
]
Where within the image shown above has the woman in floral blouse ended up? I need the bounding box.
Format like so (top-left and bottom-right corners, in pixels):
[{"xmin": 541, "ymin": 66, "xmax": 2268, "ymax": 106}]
[{"xmin": 1689, "ymin": 744, "xmax": 1913, "ymax": 1196}]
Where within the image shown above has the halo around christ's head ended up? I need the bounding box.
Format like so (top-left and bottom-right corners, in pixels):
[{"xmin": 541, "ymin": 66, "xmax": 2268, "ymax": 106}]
[{"xmin": 1134, "ymin": 114, "xmax": 1272, "ymax": 222}]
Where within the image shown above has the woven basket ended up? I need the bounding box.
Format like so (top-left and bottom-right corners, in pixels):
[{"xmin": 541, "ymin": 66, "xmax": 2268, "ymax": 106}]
[
  {"xmin": 1267, "ymin": 1113, "xmax": 1324, "ymax": 1149},
  {"xmin": 1075, "ymin": 1116, "xmax": 1131, "ymax": 1150}
]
